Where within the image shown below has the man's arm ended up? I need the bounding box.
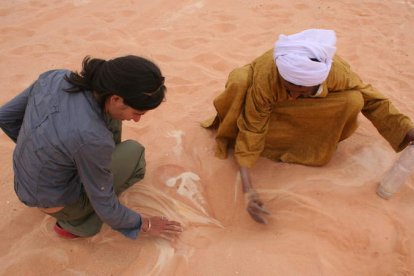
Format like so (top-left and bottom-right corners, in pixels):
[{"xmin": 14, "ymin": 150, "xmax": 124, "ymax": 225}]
[
  {"xmin": 0, "ymin": 85, "xmax": 33, "ymax": 142},
  {"xmin": 234, "ymin": 84, "xmax": 273, "ymax": 168},
  {"xmin": 360, "ymin": 85, "xmax": 414, "ymax": 152},
  {"xmin": 327, "ymin": 56, "xmax": 414, "ymax": 152},
  {"xmin": 235, "ymin": 83, "xmax": 273, "ymax": 223}
]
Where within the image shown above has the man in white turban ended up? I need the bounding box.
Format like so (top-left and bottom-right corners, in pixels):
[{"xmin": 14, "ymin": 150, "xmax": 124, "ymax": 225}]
[
  {"xmin": 203, "ymin": 29, "xmax": 414, "ymax": 224},
  {"xmin": 275, "ymin": 29, "xmax": 336, "ymax": 87}
]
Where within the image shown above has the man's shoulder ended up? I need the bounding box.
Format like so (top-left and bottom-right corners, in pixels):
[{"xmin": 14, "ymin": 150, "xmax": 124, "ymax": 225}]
[
  {"xmin": 331, "ymin": 55, "xmax": 351, "ymax": 73},
  {"xmin": 251, "ymin": 49, "xmax": 274, "ymax": 67},
  {"xmin": 250, "ymin": 49, "xmax": 277, "ymax": 87}
]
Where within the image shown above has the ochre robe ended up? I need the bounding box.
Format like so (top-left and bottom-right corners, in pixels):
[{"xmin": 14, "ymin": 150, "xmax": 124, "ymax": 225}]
[{"xmin": 202, "ymin": 50, "xmax": 414, "ymax": 168}]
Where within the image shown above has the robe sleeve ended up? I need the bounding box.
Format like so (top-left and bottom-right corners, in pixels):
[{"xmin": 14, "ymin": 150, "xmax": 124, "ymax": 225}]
[
  {"xmin": 234, "ymin": 79, "xmax": 273, "ymax": 167},
  {"xmin": 328, "ymin": 56, "xmax": 414, "ymax": 152}
]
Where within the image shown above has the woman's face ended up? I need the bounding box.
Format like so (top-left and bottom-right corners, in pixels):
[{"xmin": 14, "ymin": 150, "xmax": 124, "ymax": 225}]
[
  {"xmin": 105, "ymin": 95, "xmax": 147, "ymax": 122},
  {"xmin": 281, "ymin": 79, "xmax": 320, "ymax": 99}
]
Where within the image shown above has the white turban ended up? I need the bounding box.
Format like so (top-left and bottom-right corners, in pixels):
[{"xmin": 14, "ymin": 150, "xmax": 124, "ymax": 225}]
[{"xmin": 274, "ymin": 29, "xmax": 337, "ymax": 86}]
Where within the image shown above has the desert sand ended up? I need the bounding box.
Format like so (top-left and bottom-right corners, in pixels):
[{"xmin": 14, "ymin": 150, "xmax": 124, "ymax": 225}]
[{"xmin": 1, "ymin": 0, "xmax": 414, "ymax": 275}]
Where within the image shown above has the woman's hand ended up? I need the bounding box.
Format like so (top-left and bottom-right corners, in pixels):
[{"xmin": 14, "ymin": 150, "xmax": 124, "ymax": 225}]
[
  {"xmin": 246, "ymin": 189, "xmax": 271, "ymax": 224},
  {"xmin": 141, "ymin": 216, "xmax": 183, "ymax": 240}
]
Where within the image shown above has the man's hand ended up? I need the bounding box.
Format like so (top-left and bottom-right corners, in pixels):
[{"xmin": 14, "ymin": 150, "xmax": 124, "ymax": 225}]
[
  {"xmin": 405, "ymin": 128, "xmax": 414, "ymax": 145},
  {"xmin": 246, "ymin": 189, "xmax": 271, "ymax": 224},
  {"xmin": 141, "ymin": 216, "xmax": 182, "ymax": 240}
]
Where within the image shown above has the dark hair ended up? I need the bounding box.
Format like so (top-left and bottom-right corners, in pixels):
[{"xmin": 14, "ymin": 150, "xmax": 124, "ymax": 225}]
[{"xmin": 64, "ymin": 55, "xmax": 166, "ymax": 110}]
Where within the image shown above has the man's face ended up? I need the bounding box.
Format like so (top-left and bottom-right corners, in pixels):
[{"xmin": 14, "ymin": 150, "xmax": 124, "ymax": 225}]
[
  {"xmin": 281, "ymin": 79, "xmax": 320, "ymax": 99},
  {"xmin": 105, "ymin": 95, "xmax": 147, "ymax": 122}
]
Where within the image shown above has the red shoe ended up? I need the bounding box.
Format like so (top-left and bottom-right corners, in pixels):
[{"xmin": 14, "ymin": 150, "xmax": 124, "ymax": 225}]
[{"xmin": 53, "ymin": 222, "xmax": 79, "ymax": 239}]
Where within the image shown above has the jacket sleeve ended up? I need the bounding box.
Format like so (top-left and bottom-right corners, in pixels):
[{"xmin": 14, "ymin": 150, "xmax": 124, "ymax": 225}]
[
  {"xmin": 0, "ymin": 85, "xmax": 34, "ymax": 142},
  {"xmin": 327, "ymin": 56, "xmax": 414, "ymax": 152},
  {"xmin": 73, "ymin": 141, "xmax": 142, "ymax": 239}
]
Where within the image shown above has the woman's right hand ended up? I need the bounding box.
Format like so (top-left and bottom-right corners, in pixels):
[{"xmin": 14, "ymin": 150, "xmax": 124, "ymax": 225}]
[{"xmin": 141, "ymin": 216, "xmax": 183, "ymax": 240}]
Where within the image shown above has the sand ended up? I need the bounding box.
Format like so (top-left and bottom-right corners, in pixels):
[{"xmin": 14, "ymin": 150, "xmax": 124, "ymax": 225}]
[{"xmin": 1, "ymin": 0, "xmax": 414, "ymax": 275}]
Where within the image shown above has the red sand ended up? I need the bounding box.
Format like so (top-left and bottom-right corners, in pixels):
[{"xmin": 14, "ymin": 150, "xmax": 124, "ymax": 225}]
[{"xmin": 1, "ymin": 1, "xmax": 414, "ymax": 275}]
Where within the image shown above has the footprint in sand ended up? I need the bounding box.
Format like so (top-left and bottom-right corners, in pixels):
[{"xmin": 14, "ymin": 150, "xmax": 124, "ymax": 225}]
[
  {"xmin": 209, "ymin": 22, "xmax": 238, "ymax": 33},
  {"xmin": 1, "ymin": 248, "xmax": 69, "ymax": 275},
  {"xmin": 192, "ymin": 53, "xmax": 234, "ymax": 73},
  {"xmin": 72, "ymin": 0, "xmax": 91, "ymax": 6},
  {"xmin": 10, "ymin": 44, "xmax": 49, "ymax": 56},
  {"xmin": 0, "ymin": 27, "xmax": 35, "ymax": 37},
  {"xmin": 171, "ymin": 37, "xmax": 210, "ymax": 50}
]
